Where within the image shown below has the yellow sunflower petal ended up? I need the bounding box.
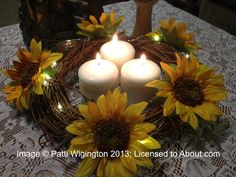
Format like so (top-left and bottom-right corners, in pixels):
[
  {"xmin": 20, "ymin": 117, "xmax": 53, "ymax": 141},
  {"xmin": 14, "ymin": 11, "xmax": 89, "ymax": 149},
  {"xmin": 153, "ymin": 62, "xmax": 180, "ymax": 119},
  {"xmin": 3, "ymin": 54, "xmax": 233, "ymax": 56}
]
[
  {"xmin": 163, "ymin": 95, "xmax": 176, "ymax": 116},
  {"xmin": 32, "ymin": 73, "xmax": 44, "ymax": 95},
  {"xmin": 4, "ymin": 70, "xmax": 21, "ymax": 80},
  {"xmin": 130, "ymin": 131, "xmax": 148, "ymax": 140},
  {"xmin": 133, "ymin": 123, "xmax": 156, "ymax": 133},
  {"xmin": 100, "ymin": 13, "xmax": 107, "ymax": 24},
  {"xmin": 97, "ymin": 158, "xmax": 107, "ymax": 177},
  {"xmin": 203, "ymin": 88, "xmax": 227, "ymax": 101},
  {"xmin": 160, "ymin": 19, "xmax": 169, "ymax": 30},
  {"xmin": 76, "ymin": 157, "xmax": 99, "ymax": 177},
  {"xmin": 104, "ymin": 160, "xmax": 116, "ymax": 177},
  {"xmin": 2, "ymin": 84, "xmax": 17, "ymax": 93},
  {"xmin": 169, "ymin": 17, "xmax": 175, "ymax": 31},
  {"xmin": 40, "ymin": 52, "xmax": 63, "ymax": 69},
  {"xmin": 79, "ymin": 104, "xmax": 92, "ymax": 120},
  {"xmin": 110, "ymin": 11, "xmax": 115, "ymax": 24},
  {"xmin": 21, "ymin": 49, "xmax": 38, "ymax": 63},
  {"xmin": 193, "ymin": 102, "xmax": 222, "ymax": 121},
  {"xmin": 6, "ymin": 86, "xmax": 22, "ymax": 101},
  {"xmin": 156, "ymin": 90, "xmax": 172, "ymax": 97},
  {"xmin": 89, "ymin": 15, "xmax": 98, "ymax": 25},
  {"xmin": 179, "ymin": 112, "xmax": 188, "ymax": 122},
  {"xmin": 124, "ymin": 102, "xmax": 148, "ymax": 120},
  {"xmin": 66, "ymin": 120, "xmax": 89, "ymax": 135},
  {"xmin": 88, "ymin": 102, "xmax": 103, "ymax": 122},
  {"xmin": 71, "ymin": 135, "xmax": 94, "ymax": 146},
  {"xmin": 82, "ymin": 20, "xmax": 91, "ymax": 26},
  {"xmin": 145, "ymin": 80, "xmax": 172, "ymax": 90},
  {"xmin": 110, "ymin": 88, "xmax": 128, "ymax": 117},
  {"xmin": 30, "ymin": 39, "xmax": 42, "ymax": 59},
  {"xmin": 188, "ymin": 110, "xmax": 198, "ymax": 129},
  {"xmin": 176, "ymin": 101, "xmax": 187, "ymax": 115},
  {"xmin": 138, "ymin": 136, "xmax": 161, "ymax": 150},
  {"xmin": 175, "ymin": 22, "xmax": 187, "ymax": 33},
  {"xmin": 97, "ymin": 95, "xmax": 107, "ymax": 118},
  {"xmin": 39, "ymin": 50, "xmax": 51, "ymax": 63},
  {"xmin": 160, "ymin": 62, "xmax": 176, "ymax": 82},
  {"xmin": 121, "ymin": 156, "xmax": 137, "ymax": 172},
  {"xmin": 134, "ymin": 154, "xmax": 153, "ymax": 167},
  {"xmin": 116, "ymin": 159, "xmax": 135, "ymax": 177},
  {"xmin": 20, "ymin": 89, "xmax": 30, "ymax": 109},
  {"xmin": 85, "ymin": 24, "xmax": 95, "ymax": 32}
]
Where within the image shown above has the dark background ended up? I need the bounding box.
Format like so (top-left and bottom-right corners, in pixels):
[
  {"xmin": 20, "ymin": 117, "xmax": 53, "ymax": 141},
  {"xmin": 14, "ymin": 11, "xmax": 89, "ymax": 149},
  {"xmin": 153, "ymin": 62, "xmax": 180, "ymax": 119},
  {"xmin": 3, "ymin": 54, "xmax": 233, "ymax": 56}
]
[{"xmin": 0, "ymin": 0, "xmax": 235, "ymax": 36}]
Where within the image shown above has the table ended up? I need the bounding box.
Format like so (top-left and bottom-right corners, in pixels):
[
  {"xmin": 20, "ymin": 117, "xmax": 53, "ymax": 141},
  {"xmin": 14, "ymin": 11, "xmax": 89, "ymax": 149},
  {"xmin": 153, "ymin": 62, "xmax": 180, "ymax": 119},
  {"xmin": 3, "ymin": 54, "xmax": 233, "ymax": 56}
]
[{"xmin": 1, "ymin": 0, "xmax": 236, "ymax": 176}]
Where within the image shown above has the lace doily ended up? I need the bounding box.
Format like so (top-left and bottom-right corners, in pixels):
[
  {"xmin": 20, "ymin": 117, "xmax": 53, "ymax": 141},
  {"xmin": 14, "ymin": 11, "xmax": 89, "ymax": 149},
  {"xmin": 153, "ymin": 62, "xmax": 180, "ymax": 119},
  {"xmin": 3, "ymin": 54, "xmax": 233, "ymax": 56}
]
[{"xmin": 0, "ymin": 0, "xmax": 236, "ymax": 176}]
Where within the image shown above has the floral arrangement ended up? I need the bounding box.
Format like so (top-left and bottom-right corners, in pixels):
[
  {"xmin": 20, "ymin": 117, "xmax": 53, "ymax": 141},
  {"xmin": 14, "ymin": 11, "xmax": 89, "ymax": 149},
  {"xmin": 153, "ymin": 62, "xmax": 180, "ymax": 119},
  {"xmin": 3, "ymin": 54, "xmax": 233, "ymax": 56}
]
[
  {"xmin": 77, "ymin": 11, "xmax": 124, "ymax": 39},
  {"xmin": 66, "ymin": 88, "xmax": 160, "ymax": 177},
  {"xmin": 2, "ymin": 39, "xmax": 63, "ymax": 110},
  {"xmin": 1, "ymin": 10, "xmax": 229, "ymax": 177},
  {"xmin": 146, "ymin": 53, "xmax": 227, "ymax": 129},
  {"xmin": 146, "ymin": 18, "xmax": 200, "ymax": 53}
]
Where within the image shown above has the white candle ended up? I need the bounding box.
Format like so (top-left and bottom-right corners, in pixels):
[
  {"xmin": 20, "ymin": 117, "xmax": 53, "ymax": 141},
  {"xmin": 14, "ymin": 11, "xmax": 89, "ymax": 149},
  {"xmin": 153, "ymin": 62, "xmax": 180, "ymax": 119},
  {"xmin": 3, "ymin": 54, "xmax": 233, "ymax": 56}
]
[
  {"xmin": 121, "ymin": 54, "xmax": 161, "ymax": 104},
  {"xmin": 78, "ymin": 53, "xmax": 119, "ymax": 100},
  {"xmin": 100, "ymin": 34, "xmax": 135, "ymax": 69}
]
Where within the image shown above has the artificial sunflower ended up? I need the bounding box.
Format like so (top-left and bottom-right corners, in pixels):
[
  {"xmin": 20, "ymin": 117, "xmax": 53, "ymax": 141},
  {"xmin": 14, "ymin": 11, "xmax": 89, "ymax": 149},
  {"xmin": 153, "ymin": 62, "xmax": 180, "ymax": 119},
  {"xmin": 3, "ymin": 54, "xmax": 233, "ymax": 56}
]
[
  {"xmin": 2, "ymin": 39, "xmax": 63, "ymax": 110},
  {"xmin": 146, "ymin": 53, "xmax": 227, "ymax": 129},
  {"xmin": 77, "ymin": 11, "xmax": 124, "ymax": 39},
  {"xmin": 66, "ymin": 88, "xmax": 161, "ymax": 177},
  {"xmin": 146, "ymin": 17, "xmax": 200, "ymax": 53}
]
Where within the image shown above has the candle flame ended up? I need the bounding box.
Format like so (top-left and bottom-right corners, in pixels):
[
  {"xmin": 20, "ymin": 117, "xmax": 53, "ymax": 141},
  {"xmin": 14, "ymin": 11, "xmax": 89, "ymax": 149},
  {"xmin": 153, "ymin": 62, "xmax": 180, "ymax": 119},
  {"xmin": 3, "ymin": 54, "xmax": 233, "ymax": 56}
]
[
  {"xmin": 140, "ymin": 54, "xmax": 146, "ymax": 65},
  {"xmin": 112, "ymin": 34, "xmax": 118, "ymax": 43},
  {"xmin": 96, "ymin": 53, "xmax": 102, "ymax": 65}
]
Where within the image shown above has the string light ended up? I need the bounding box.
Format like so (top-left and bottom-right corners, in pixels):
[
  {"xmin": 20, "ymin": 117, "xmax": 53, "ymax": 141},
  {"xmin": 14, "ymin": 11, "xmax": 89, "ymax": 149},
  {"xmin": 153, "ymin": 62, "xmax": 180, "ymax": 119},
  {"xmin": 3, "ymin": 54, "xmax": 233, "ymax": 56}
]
[
  {"xmin": 43, "ymin": 73, "xmax": 51, "ymax": 80},
  {"xmin": 153, "ymin": 35, "xmax": 161, "ymax": 42},
  {"xmin": 43, "ymin": 80, "xmax": 49, "ymax": 86},
  {"xmin": 57, "ymin": 103, "xmax": 63, "ymax": 111},
  {"xmin": 66, "ymin": 40, "xmax": 72, "ymax": 45},
  {"xmin": 51, "ymin": 62, "xmax": 57, "ymax": 67},
  {"xmin": 185, "ymin": 54, "xmax": 190, "ymax": 59}
]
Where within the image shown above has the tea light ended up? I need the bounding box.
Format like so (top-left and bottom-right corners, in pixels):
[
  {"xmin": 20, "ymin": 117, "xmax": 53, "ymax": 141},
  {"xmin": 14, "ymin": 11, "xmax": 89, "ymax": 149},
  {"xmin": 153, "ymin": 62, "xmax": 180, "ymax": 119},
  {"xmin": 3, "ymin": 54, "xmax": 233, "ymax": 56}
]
[
  {"xmin": 121, "ymin": 54, "xmax": 161, "ymax": 104},
  {"xmin": 100, "ymin": 34, "xmax": 135, "ymax": 69},
  {"xmin": 78, "ymin": 53, "xmax": 119, "ymax": 100}
]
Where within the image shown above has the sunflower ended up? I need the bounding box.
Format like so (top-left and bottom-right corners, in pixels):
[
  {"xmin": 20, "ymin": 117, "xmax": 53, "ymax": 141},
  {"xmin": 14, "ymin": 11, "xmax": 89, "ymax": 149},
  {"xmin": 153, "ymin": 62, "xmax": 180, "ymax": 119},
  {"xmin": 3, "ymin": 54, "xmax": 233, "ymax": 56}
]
[
  {"xmin": 2, "ymin": 39, "xmax": 63, "ymax": 110},
  {"xmin": 146, "ymin": 17, "xmax": 200, "ymax": 53},
  {"xmin": 77, "ymin": 11, "xmax": 124, "ymax": 39},
  {"xmin": 66, "ymin": 88, "xmax": 161, "ymax": 177},
  {"xmin": 146, "ymin": 53, "xmax": 227, "ymax": 129}
]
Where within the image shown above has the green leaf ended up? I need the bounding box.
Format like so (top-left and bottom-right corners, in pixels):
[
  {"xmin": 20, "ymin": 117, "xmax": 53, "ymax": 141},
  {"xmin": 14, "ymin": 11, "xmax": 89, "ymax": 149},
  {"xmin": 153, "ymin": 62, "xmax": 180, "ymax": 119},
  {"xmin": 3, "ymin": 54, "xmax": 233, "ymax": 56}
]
[{"xmin": 42, "ymin": 67, "xmax": 58, "ymax": 78}]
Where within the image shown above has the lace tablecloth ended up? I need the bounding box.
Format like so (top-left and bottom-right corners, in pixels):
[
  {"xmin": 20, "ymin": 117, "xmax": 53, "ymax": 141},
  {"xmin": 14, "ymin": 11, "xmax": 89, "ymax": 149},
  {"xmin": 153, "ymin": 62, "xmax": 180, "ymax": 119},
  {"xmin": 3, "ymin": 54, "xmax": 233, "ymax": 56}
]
[{"xmin": 0, "ymin": 0, "xmax": 236, "ymax": 176}]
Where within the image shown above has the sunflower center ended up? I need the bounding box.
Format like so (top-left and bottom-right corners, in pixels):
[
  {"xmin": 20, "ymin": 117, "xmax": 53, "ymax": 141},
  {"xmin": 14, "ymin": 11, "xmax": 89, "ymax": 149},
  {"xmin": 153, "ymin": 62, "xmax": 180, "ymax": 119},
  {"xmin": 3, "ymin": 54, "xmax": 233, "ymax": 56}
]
[
  {"xmin": 174, "ymin": 77, "xmax": 204, "ymax": 107},
  {"xmin": 21, "ymin": 63, "xmax": 39, "ymax": 88},
  {"xmin": 95, "ymin": 119, "xmax": 130, "ymax": 154}
]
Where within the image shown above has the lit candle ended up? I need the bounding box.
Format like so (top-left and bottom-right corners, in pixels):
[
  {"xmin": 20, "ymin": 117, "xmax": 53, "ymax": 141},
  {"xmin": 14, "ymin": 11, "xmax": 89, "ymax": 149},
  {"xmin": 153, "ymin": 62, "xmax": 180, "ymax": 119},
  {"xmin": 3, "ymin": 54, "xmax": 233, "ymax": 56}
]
[
  {"xmin": 78, "ymin": 53, "xmax": 119, "ymax": 100},
  {"xmin": 121, "ymin": 54, "xmax": 161, "ymax": 104},
  {"xmin": 100, "ymin": 34, "xmax": 135, "ymax": 69}
]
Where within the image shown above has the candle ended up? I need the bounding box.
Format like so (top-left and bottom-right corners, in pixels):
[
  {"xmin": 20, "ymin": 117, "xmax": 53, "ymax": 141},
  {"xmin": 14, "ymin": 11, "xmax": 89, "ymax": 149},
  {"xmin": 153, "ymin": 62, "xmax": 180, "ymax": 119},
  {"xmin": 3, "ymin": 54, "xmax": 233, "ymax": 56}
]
[
  {"xmin": 100, "ymin": 34, "xmax": 135, "ymax": 69},
  {"xmin": 78, "ymin": 53, "xmax": 119, "ymax": 100},
  {"xmin": 121, "ymin": 54, "xmax": 161, "ymax": 104}
]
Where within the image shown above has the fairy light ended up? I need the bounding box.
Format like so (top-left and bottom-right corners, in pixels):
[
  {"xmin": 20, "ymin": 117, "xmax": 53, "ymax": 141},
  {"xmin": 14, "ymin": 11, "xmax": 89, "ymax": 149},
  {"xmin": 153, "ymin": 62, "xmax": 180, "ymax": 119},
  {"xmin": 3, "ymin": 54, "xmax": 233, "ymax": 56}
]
[
  {"xmin": 51, "ymin": 62, "xmax": 57, "ymax": 67},
  {"xmin": 57, "ymin": 103, "xmax": 63, "ymax": 111},
  {"xmin": 43, "ymin": 73, "xmax": 51, "ymax": 80},
  {"xmin": 66, "ymin": 40, "xmax": 72, "ymax": 45},
  {"xmin": 153, "ymin": 34, "xmax": 161, "ymax": 41},
  {"xmin": 43, "ymin": 80, "xmax": 49, "ymax": 86},
  {"xmin": 185, "ymin": 54, "xmax": 190, "ymax": 59}
]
